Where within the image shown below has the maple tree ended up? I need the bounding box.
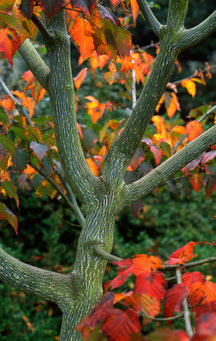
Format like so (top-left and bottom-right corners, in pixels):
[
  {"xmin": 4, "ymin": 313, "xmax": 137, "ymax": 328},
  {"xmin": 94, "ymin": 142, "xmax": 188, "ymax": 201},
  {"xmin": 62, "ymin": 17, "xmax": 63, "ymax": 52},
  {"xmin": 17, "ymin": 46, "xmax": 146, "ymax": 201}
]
[{"xmin": 0, "ymin": 0, "xmax": 216, "ymax": 340}]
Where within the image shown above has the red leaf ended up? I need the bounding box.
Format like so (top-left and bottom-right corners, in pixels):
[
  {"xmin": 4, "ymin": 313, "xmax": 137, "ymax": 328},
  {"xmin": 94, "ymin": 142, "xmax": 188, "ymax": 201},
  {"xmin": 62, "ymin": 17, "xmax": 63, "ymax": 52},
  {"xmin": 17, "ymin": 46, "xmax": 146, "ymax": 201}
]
[
  {"xmin": 135, "ymin": 271, "xmax": 166, "ymax": 302},
  {"xmin": 194, "ymin": 313, "xmax": 216, "ymax": 338},
  {"xmin": 182, "ymin": 153, "xmax": 204, "ymax": 176},
  {"xmin": 128, "ymin": 147, "xmax": 145, "ymax": 171},
  {"xmin": 39, "ymin": 0, "xmax": 66, "ymax": 18},
  {"xmin": 165, "ymin": 241, "xmax": 197, "ymax": 265},
  {"xmin": 182, "ymin": 272, "xmax": 205, "ymax": 289},
  {"xmin": 142, "ymin": 138, "xmax": 163, "ymax": 166},
  {"xmin": 201, "ymin": 151, "xmax": 216, "ymax": 165},
  {"xmin": 150, "ymin": 145, "xmax": 163, "ymax": 166},
  {"xmin": 101, "ymin": 308, "xmax": 141, "ymax": 341},
  {"xmin": 77, "ymin": 292, "xmax": 114, "ymax": 332},
  {"xmin": 186, "ymin": 121, "xmax": 202, "ymax": 142},
  {"xmin": 189, "ymin": 173, "xmax": 203, "ymax": 193},
  {"xmin": 104, "ymin": 259, "xmax": 134, "ymax": 291},
  {"xmin": 164, "ymin": 284, "xmax": 188, "ymax": 320}
]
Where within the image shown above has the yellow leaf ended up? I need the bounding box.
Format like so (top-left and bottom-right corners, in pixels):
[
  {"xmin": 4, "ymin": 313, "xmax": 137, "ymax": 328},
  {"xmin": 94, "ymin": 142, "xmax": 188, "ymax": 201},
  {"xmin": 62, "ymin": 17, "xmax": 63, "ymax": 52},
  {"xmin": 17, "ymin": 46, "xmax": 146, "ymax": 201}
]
[{"xmin": 181, "ymin": 79, "xmax": 196, "ymax": 98}]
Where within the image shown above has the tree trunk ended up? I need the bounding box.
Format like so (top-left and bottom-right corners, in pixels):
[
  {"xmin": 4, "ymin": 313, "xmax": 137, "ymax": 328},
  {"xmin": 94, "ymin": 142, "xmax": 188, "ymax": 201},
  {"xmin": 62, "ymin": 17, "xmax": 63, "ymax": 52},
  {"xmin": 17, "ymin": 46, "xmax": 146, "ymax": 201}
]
[{"xmin": 59, "ymin": 193, "xmax": 117, "ymax": 340}]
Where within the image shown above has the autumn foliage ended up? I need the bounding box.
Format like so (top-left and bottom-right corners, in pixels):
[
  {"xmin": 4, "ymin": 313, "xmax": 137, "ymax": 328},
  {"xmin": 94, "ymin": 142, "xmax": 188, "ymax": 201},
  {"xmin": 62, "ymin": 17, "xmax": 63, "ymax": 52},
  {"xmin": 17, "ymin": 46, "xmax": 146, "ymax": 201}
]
[{"xmin": 77, "ymin": 241, "xmax": 216, "ymax": 340}]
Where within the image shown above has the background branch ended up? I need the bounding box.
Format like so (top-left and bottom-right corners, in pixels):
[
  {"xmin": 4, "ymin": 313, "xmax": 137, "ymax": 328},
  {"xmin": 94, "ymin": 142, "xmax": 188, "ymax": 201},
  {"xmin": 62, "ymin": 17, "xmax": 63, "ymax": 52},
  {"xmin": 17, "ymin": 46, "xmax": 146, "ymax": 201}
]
[
  {"xmin": 0, "ymin": 77, "xmax": 33, "ymax": 126},
  {"xmin": 163, "ymin": 256, "xmax": 216, "ymax": 271},
  {"xmin": 176, "ymin": 268, "xmax": 193, "ymax": 338}
]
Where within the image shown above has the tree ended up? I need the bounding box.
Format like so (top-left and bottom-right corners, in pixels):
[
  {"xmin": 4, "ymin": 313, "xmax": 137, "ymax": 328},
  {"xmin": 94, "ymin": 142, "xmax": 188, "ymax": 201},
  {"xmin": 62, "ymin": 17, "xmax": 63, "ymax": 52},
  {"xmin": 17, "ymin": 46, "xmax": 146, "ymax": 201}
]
[{"xmin": 0, "ymin": 0, "xmax": 216, "ymax": 340}]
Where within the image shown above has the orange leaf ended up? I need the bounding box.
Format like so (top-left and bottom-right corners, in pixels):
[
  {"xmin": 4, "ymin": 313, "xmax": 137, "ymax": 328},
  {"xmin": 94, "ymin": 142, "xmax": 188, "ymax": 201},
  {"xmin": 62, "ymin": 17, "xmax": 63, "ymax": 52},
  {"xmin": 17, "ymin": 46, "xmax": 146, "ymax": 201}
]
[
  {"xmin": 186, "ymin": 121, "xmax": 203, "ymax": 141},
  {"xmin": 86, "ymin": 158, "xmax": 98, "ymax": 176},
  {"xmin": 68, "ymin": 18, "xmax": 95, "ymax": 61},
  {"xmin": 166, "ymin": 92, "xmax": 180, "ymax": 118},
  {"xmin": 0, "ymin": 27, "xmax": 20, "ymax": 66},
  {"xmin": 156, "ymin": 95, "xmax": 164, "ymax": 113},
  {"xmin": 181, "ymin": 79, "xmax": 196, "ymax": 97},
  {"xmin": 133, "ymin": 254, "xmax": 164, "ymax": 275},
  {"xmin": 129, "ymin": 0, "xmax": 139, "ymax": 24},
  {"xmin": 73, "ymin": 67, "xmax": 87, "ymax": 90},
  {"xmin": 109, "ymin": 120, "xmax": 120, "ymax": 130}
]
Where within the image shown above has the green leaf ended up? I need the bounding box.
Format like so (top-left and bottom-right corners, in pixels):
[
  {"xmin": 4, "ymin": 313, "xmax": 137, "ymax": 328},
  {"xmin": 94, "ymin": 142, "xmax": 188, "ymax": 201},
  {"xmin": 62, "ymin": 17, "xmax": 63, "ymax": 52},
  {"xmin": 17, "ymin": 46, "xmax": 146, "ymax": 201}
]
[
  {"xmin": 0, "ymin": 202, "xmax": 18, "ymax": 234},
  {"xmin": 2, "ymin": 180, "xmax": 19, "ymax": 207},
  {"xmin": 42, "ymin": 156, "xmax": 53, "ymax": 176},
  {"xmin": 15, "ymin": 149, "xmax": 28, "ymax": 172},
  {"xmin": 0, "ymin": 134, "xmax": 15, "ymax": 156}
]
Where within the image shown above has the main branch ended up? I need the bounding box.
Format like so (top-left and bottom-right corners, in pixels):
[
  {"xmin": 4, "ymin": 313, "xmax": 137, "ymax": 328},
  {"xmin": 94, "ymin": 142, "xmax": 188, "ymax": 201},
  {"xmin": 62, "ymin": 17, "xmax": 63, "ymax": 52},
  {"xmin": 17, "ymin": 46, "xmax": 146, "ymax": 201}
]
[
  {"xmin": 123, "ymin": 124, "xmax": 216, "ymax": 205},
  {"xmin": 43, "ymin": 10, "xmax": 103, "ymax": 203},
  {"xmin": 0, "ymin": 247, "xmax": 78, "ymax": 304}
]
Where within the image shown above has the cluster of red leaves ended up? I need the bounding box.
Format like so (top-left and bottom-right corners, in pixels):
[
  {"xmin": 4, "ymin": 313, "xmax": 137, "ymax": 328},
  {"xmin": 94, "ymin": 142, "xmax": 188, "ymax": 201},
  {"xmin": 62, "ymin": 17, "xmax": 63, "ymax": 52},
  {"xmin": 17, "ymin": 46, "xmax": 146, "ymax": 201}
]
[{"xmin": 77, "ymin": 241, "xmax": 216, "ymax": 341}]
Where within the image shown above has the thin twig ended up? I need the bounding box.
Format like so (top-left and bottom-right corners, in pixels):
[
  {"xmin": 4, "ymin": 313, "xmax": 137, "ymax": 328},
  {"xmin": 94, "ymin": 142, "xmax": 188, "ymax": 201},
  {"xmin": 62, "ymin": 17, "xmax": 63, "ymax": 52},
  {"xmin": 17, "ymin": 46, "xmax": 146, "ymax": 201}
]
[
  {"xmin": 54, "ymin": 162, "xmax": 85, "ymax": 227},
  {"xmin": 173, "ymin": 64, "xmax": 216, "ymax": 85},
  {"xmin": 29, "ymin": 162, "xmax": 82, "ymax": 227},
  {"xmin": 48, "ymin": 207, "xmax": 81, "ymax": 228},
  {"xmin": 0, "ymin": 77, "xmax": 33, "ymax": 126},
  {"xmin": 176, "ymin": 268, "xmax": 193, "ymax": 338}
]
